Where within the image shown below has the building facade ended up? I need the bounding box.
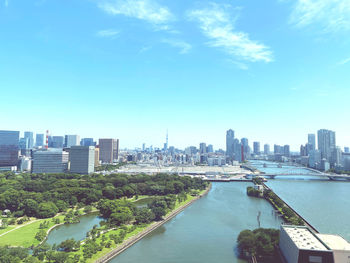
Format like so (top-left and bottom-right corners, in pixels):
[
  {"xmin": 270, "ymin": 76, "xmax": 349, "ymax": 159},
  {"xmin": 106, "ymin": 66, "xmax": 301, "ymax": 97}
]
[
  {"xmin": 32, "ymin": 149, "xmax": 69, "ymax": 173},
  {"xmin": 0, "ymin": 130, "xmax": 20, "ymax": 167},
  {"xmin": 69, "ymin": 146, "xmax": 95, "ymax": 174},
  {"xmin": 99, "ymin": 138, "xmax": 119, "ymax": 163}
]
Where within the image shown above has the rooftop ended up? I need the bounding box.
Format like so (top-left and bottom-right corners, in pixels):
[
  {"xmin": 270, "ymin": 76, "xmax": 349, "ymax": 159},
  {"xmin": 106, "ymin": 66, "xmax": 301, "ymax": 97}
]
[
  {"xmin": 283, "ymin": 225, "xmax": 330, "ymax": 251},
  {"xmin": 317, "ymin": 234, "xmax": 350, "ymax": 251}
]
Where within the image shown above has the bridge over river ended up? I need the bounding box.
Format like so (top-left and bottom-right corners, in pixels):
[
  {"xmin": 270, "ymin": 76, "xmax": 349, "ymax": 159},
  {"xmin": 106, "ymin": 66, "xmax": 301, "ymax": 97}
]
[{"xmin": 250, "ymin": 161, "xmax": 350, "ymax": 181}]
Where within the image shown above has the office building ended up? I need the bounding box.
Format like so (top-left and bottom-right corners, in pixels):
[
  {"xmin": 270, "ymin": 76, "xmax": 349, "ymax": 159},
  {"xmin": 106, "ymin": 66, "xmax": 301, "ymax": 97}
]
[
  {"xmin": 19, "ymin": 137, "xmax": 29, "ymax": 150},
  {"xmin": 69, "ymin": 146, "xmax": 95, "ymax": 174},
  {"xmin": 94, "ymin": 148, "xmax": 100, "ymax": 167},
  {"xmin": 307, "ymin": 133, "xmax": 316, "ymax": 151},
  {"xmin": 65, "ymin": 135, "xmax": 80, "ymax": 148},
  {"xmin": 0, "ymin": 130, "xmax": 20, "ymax": 167},
  {"xmin": 36, "ymin": 134, "xmax": 44, "ymax": 147},
  {"xmin": 199, "ymin": 143, "xmax": 207, "ymax": 154},
  {"xmin": 81, "ymin": 138, "xmax": 95, "ymax": 147},
  {"xmin": 279, "ymin": 225, "xmax": 350, "ymax": 263},
  {"xmin": 274, "ymin": 144, "xmax": 283, "ymax": 155},
  {"xmin": 52, "ymin": 136, "xmax": 64, "ymax": 148},
  {"xmin": 317, "ymin": 129, "xmax": 336, "ymax": 161},
  {"xmin": 283, "ymin": 145, "xmax": 290, "ymax": 157},
  {"xmin": 99, "ymin": 138, "xmax": 119, "ymax": 163},
  {"xmin": 226, "ymin": 129, "xmax": 235, "ymax": 158},
  {"xmin": 253, "ymin": 142, "xmax": 260, "ymax": 155},
  {"xmin": 207, "ymin": 144, "xmax": 214, "ymax": 153},
  {"xmin": 264, "ymin": 144, "xmax": 270, "ymax": 155},
  {"xmin": 24, "ymin": 131, "xmax": 34, "ymax": 149},
  {"xmin": 344, "ymin": 147, "xmax": 349, "ymax": 153},
  {"xmin": 32, "ymin": 149, "xmax": 69, "ymax": 173},
  {"xmin": 309, "ymin": 150, "xmax": 321, "ymax": 169},
  {"xmin": 331, "ymin": 147, "xmax": 342, "ymax": 167}
]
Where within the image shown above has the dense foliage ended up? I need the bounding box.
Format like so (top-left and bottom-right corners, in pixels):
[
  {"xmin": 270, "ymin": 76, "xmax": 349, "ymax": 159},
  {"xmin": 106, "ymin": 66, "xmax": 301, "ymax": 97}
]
[
  {"xmin": 0, "ymin": 173, "xmax": 207, "ymax": 218},
  {"xmin": 237, "ymin": 228, "xmax": 280, "ymax": 260},
  {"xmin": 246, "ymin": 186, "xmax": 261, "ymax": 197}
]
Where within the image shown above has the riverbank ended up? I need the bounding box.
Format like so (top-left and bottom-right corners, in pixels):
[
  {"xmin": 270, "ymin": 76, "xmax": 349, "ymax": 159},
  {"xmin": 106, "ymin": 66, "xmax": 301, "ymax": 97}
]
[{"xmin": 93, "ymin": 184, "xmax": 212, "ymax": 263}]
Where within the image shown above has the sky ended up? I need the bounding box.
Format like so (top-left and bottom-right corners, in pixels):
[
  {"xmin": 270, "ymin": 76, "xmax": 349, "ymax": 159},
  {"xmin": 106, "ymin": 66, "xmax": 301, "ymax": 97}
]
[{"xmin": 1, "ymin": 0, "xmax": 350, "ymax": 151}]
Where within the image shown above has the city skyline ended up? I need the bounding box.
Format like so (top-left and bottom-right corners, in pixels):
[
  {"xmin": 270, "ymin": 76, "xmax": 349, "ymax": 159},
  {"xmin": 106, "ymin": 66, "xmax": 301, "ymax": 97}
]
[
  {"xmin": 1, "ymin": 1, "xmax": 350, "ymax": 150},
  {"xmin": 2, "ymin": 127, "xmax": 349, "ymax": 152}
]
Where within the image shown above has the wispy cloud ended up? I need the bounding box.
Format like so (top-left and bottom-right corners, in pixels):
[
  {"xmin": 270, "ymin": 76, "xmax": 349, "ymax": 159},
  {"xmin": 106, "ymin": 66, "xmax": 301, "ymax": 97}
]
[
  {"xmin": 162, "ymin": 39, "xmax": 192, "ymax": 54},
  {"xmin": 96, "ymin": 29, "xmax": 120, "ymax": 38},
  {"xmin": 98, "ymin": 0, "xmax": 174, "ymax": 30},
  {"xmin": 338, "ymin": 57, "xmax": 350, "ymax": 65},
  {"xmin": 4, "ymin": 0, "xmax": 8, "ymax": 7},
  {"xmin": 289, "ymin": 0, "xmax": 350, "ymax": 32},
  {"xmin": 187, "ymin": 4, "xmax": 273, "ymax": 63}
]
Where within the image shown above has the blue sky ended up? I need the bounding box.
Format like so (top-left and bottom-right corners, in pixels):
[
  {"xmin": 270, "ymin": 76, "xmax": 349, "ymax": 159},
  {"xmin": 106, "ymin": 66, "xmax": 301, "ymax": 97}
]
[{"xmin": 1, "ymin": 0, "xmax": 350, "ymax": 150}]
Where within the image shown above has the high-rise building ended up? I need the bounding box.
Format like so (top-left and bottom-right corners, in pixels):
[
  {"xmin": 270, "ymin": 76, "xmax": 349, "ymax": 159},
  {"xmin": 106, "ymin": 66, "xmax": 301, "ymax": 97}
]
[
  {"xmin": 69, "ymin": 146, "xmax": 95, "ymax": 174},
  {"xmin": 52, "ymin": 136, "xmax": 64, "ymax": 148},
  {"xmin": 300, "ymin": 145, "xmax": 307, "ymax": 156},
  {"xmin": 283, "ymin": 145, "xmax": 290, "ymax": 157},
  {"xmin": 241, "ymin": 138, "xmax": 250, "ymax": 158},
  {"xmin": 307, "ymin": 134, "xmax": 316, "ymax": 151},
  {"xmin": 344, "ymin": 147, "xmax": 349, "ymax": 153},
  {"xmin": 317, "ymin": 129, "xmax": 336, "ymax": 161},
  {"xmin": 309, "ymin": 150, "xmax": 321, "ymax": 169},
  {"xmin": 207, "ymin": 144, "xmax": 214, "ymax": 153},
  {"xmin": 94, "ymin": 148, "xmax": 100, "ymax": 167},
  {"xmin": 226, "ymin": 129, "xmax": 235, "ymax": 158},
  {"xmin": 32, "ymin": 149, "xmax": 69, "ymax": 173},
  {"xmin": 80, "ymin": 138, "xmax": 95, "ymax": 147},
  {"xmin": 99, "ymin": 138, "xmax": 119, "ymax": 163},
  {"xmin": 274, "ymin": 144, "xmax": 283, "ymax": 155},
  {"xmin": 331, "ymin": 147, "xmax": 342, "ymax": 167},
  {"xmin": 264, "ymin": 144, "xmax": 270, "ymax": 155},
  {"xmin": 36, "ymin": 134, "xmax": 44, "ymax": 147},
  {"xmin": 19, "ymin": 137, "xmax": 29, "ymax": 150},
  {"xmin": 199, "ymin": 143, "xmax": 207, "ymax": 154},
  {"xmin": 65, "ymin": 135, "xmax": 80, "ymax": 148},
  {"xmin": 253, "ymin": 142, "xmax": 260, "ymax": 155},
  {"xmin": 24, "ymin": 131, "xmax": 34, "ymax": 149},
  {"xmin": 0, "ymin": 130, "xmax": 20, "ymax": 167}
]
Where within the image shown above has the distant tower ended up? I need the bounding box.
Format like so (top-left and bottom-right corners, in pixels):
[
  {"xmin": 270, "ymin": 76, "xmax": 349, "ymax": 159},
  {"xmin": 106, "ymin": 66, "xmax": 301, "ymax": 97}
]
[
  {"xmin": 166, "ymin": 129, "xmax": 168, "ymax": 149},
  {"xmin": 45, "ymin": 130, "xmax": 49, "ymax": 149}
]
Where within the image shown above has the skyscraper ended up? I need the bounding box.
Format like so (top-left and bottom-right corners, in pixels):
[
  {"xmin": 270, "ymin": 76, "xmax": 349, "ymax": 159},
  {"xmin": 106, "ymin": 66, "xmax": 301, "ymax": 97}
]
[
  {"xmin": 307, "ymin": 134, "xmax": 316, "ymax": 151},
  {"xmin": 65, "ymin": 135, "xmax": 80, "ymax": 148},
  {"xmin": 199, "ymin": 143, "xmax": 207, "ymax": 154},
  {"xmin": 226, "ymin": 129, "xmax": 235, "ymax": 158},
  {"xmin": 317, "ymin": 129, "xmax": 336, "ymax": 161},
  {"xmin": 24, "ymin": 131, "xmax": 34, "ymax": 149},
  {"xmin": 69, "ymin": 146, "xmax": 95, "ymax": 174},
  {"xmin": 36, "ymin": 134, "xmax": 44, "ymax": 147},
  {"xmin": 80, "ymin": 138, "xmax": 95, "ymax": 147},
  {"xmin": 253, "ymin": 142, "xmax": 260, "ymax": 155},
  {"xmin": 99, "ymin": 138, "xmax": 119, "ymax": 163},
  {"xmin": 264, "ymin": 144, "xmax": 270, "ymax": 155},
  {"xmin": 283, "ymin": 145, "xmax": 290, "ymax": 157},
  {"xmin": 52, "ymin": 136, "xmax": 64, "ymax": 148},
  {"xmin": 0, "ymin": 130, "xmax": 20, "ymax": 167},
  {"xmin": 207, "ymin": 144, "xmax": 214, "ymax": 153}
]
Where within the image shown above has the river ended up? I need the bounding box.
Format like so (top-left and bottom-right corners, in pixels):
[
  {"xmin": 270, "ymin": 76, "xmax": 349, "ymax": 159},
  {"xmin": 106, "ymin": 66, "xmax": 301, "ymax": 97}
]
[
  {"xmin": 109, "ymin": 182, "xmax": 282, "ymax": 263},
  {"xmin": 251, "ymin": 160, "xmax": 350, "ymax": 241}
]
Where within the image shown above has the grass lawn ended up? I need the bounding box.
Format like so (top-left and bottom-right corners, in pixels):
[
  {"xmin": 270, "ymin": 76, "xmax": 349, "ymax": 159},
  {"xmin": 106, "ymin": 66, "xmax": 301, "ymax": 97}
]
[
  {"xmin": 0, "ymin": 225, "xmax": 16, "ymax": 235},
  {"xmin": 0, "ymin": 215, "xmax": 65, "ymax": 247}
]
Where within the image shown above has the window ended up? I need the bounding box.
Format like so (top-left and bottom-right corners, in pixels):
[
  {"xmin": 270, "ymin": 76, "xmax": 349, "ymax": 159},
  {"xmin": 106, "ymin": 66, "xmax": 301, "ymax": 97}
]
[{"xmin": 309, "ymin": 256, "xmax": 322, "ymax": 263}]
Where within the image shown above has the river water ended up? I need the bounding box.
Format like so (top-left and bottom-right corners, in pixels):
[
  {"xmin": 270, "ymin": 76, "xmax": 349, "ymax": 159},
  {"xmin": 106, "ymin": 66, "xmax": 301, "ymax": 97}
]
[
  {"xmin": 109, "ymin": 182, "xmax": 282, "ymax": 263},
  {"xmin": 251, "ymin": 160, "xmax": 350, "ymax": 241}
]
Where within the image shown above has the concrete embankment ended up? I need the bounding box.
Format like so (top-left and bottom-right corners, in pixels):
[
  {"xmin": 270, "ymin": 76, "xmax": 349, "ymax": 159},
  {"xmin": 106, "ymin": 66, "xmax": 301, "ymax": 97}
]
[
  {"xmin": 95, "ymin": 184, "xmax": 212, "ymax": 263},
  {"xmin": 262, "ymin": 183, "xmax": 319, "ymax": 233}
]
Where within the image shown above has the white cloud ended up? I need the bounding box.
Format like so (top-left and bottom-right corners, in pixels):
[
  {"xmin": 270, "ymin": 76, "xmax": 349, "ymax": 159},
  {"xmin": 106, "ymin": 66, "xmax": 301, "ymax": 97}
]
[
  {"xmin": 187, "ymin": 4, "xmax": 273, "ymax": 63},
  {"xmin": 162, "ymin": 39, "xmax": 192, "ymax": 54},
  {"xmin": 338, "ymin": 57, "xmax": 350, "ymax": 65},
  {"xmin": 96, "ymin": 29, "xmax": 120, "ymax": 38},
  {"xmin": 98, "ymin": 0, "xmax": 174, "ymax": 29},
  {"xmin": 289, "ymin": 0, "xmax": 350, "ymax": 32}
]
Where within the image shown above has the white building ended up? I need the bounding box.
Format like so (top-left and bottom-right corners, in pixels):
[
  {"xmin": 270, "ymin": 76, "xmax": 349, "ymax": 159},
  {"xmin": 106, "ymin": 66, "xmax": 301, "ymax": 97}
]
[
  {"xmin": 65, "ymin": 135, "xmax": 80, "ymax": 148},
  {"xmin": 279, "ymin": 225, "xmax": 350, "ymax": 263}
]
